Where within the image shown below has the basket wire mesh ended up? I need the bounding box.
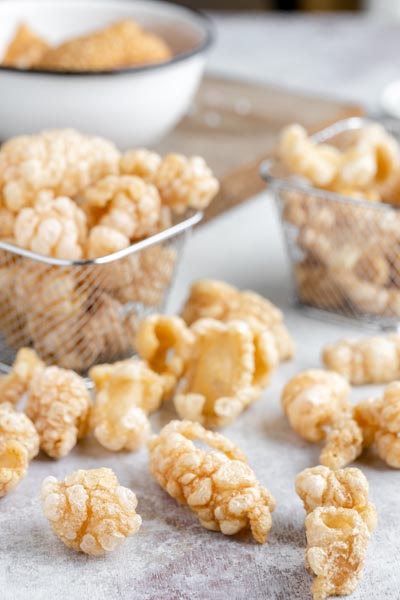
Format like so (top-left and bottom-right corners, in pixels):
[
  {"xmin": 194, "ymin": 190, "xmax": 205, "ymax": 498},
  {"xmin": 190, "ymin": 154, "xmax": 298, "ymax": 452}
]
[
  {"xmin": 0, "ymin": 210, "xmax": 201, "ymax": 375},
  {"xmin": 261, "ymin": 117, "xmax": 400, "ymax": 331}
]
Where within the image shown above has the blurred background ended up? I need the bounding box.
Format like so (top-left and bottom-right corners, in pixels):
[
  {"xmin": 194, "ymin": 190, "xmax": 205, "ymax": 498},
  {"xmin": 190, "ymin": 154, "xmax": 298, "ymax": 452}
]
[{"xmin": 177, "ymin": 0, "xmax": 397, "ymax": 13}]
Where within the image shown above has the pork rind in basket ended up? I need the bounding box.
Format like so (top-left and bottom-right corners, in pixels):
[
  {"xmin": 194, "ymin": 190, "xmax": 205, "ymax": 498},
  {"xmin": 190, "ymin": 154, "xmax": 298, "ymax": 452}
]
[
  {"xmin": 262, "ymin": 118, "xmax": 400, "ymax": 327},
  {"xmin": 0, "ymin": 130, "xmax": 219, "ymax": 373}
]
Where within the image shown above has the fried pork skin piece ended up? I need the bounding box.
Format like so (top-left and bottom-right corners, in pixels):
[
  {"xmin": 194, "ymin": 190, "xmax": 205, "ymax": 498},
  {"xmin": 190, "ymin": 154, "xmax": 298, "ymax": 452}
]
[
  {"xmin": 2, "ymin": 23, "xmax": 49, "ymax": 68},
  {"xmin": 305, "ymin": 507, "xmax": 370, "ymax": 600},
  {"xmin": 174, "ymin": 318, "xmax": 278, "ymax": 428},
  {"xmin": 25, "ymin": 366, "xmax": 92, "ymax": 458},
  {"xmin": 0, "ymin": 129, "xmax": 120, "ymax": 212},
  {"xmin": 0, "ymin": 439, "xmax": 28, "ymax": 497},
  {"xmin": 0, "ymin": 348, "xmax": 44, "ymax": 406},
  {"xmin": 295, "ymin": 465, "xmax": 377, "ymax": 533},
  {"xmin": 37, "ymin": 19, "xmax": 171, "ymax": 72},
  {"xmin": 180, "ymin": 279, "xmax": 295, "ymax": 361},
  {"xmin": 281, "ymin": 369, "xmax": 351, "ymax": 443},
  {"xmin": 322, "ymin": 334, "xmax": 400, "ymax": 385},
  {"xmin": 0, "ymin": 402, "xmax": 39, "ymax": 461},
  {"xmin": 41, "ymin": 468, "xmax": 142, "ymax": 555},
  {"xmin": 89, "ymin": 359, "xmax": 164, "ymax": 451},
  {"xmin": 148, "ymin": 420, "xmax": 276, "ymax": 543}
]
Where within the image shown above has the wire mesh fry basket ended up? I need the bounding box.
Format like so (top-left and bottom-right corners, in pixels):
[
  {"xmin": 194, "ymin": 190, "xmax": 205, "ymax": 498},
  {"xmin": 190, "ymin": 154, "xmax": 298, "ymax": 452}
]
[
  {"xmin": 261, "ymin": 117, "xmax": 400, "ymax": 330},
  {"xmin": 0, "ymin": 210, "xmax": 201, "ymax": 375}
]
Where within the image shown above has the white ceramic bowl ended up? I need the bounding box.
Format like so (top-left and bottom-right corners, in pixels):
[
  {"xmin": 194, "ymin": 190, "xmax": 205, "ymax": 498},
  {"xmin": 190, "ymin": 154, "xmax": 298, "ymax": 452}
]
[{"xmin": 0, "ymin": 0, "xmax": 213, "ymax": 148}]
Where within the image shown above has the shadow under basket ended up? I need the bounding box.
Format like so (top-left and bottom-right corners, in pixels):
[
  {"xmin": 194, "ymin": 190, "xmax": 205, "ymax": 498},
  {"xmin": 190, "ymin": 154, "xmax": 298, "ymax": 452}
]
[
  {"xmin": 0, "ymin": 209, "xmax": 201, "ymax": 375},
  {"xmin": 261, "ymin": 117, "xmax": 400, "ymax": 331}
]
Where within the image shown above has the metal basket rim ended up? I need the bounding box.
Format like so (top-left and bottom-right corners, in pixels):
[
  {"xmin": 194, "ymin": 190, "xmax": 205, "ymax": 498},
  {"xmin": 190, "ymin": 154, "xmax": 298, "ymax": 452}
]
[
  {"xmin": 0, "ymin": 209, "xmax": 203, "ymax": 267},
  {"xmin": 259, "ymin": 116, "xmax": 400, "ymax": 213}
]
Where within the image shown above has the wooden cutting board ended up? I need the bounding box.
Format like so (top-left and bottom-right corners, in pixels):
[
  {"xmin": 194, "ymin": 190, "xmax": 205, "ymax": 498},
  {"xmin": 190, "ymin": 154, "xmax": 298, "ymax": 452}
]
[{"xmin": 155, "ymin": 74, "xmax": 363, "ymax": 223}]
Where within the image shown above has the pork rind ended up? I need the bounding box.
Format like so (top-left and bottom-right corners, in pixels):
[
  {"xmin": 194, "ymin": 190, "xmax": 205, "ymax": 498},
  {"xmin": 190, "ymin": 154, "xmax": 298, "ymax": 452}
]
[
  {"xmin": 319, "ymin": 416, "xmax": 364, "ymax": 471},
  {"xmin": 14, "ymin": 193, "xmax": 87, "ymax": 260},
  {"xmin": 0, "ymin": 129, "xmax": 120, "ymax": 213},
  {"xmin": 37, "ymin": 19, "xmax": 171, "ymax": 72},
  {"xmin": 41, "ymin": 468, "xmax": 142, "ymax": 555},
  {"xmin": 89, "ymin": 359, "xmax": 163, "ymax": 451},
  {"xmin": 322, "ymin": 333, "xmax": 400, "ymax": 385},
  {"xmin": 25, "ymin": 366, "xmax": 91, "ymax": 458},
  {"xmin": 0, "ymin": 402, "xmax": 39, "ymax": 461},
  {"xmin": 279, "ymin": 123, "xmax": 399, "ymax": 192},
  {"xmin": 120, "ymin": 149, "xmax": 162, "ymax": 180},
  {"xmin": 152, "ymin": 154, "xmax": 220, "ymax": 214},
  {"xmin": 135, "ymin": 314, "xmax": 194, "ymax": 397},
  {"xmin": 180, "ymin": 279, "xmax": 295, "ymax": 362},
  {"xmin": 0, "ymin": 347, "xmax": 44, "ymax": 405},
  {"xmin": 174, "ymin": 318, "xmax": 278, "ymax": 428},
  {"xmin": 87, "ymin": 225, "xmax": 130, "ymax": 258},
  {"xmin": 305, "ymin": 507, "xmax": 370, "ymax": 600},
  {"xmin": 281, "ymin": 369, "xmax": 351, "ymax": 443},
  {"xmin": 2, "ymin": 23, "xmax": 49, "ymax": 68},
  {"xmin": 295, "ymin": 465, "xmax": 377, "ymax": 533},
  {"xmin": 0, "ymin": 439, "xmax": 28, "ymax": 497},
  {"xmin": 148, "ymin": 420, "xmax": 276, "ymax": 543},
  {"xmin": 81, "ymin": 174, "xmax": 161, "ymax": 241}
]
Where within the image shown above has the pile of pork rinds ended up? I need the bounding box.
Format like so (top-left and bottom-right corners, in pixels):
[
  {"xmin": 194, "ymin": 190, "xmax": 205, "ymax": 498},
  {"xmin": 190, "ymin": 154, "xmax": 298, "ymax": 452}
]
[
  {"xmin": 0, "ymin": 128, "xmax": 219, "ymax": 371},
  {"xmin": 278, "ymin": 122, "xmax": 400, "ymax": 320},
  {"xmin": 6, "ymin": 278, "xmax": 400, "ymax": 600},
  {"xmin": 2, "ymin": 19, "xmax": 172, "ymax": 71}
]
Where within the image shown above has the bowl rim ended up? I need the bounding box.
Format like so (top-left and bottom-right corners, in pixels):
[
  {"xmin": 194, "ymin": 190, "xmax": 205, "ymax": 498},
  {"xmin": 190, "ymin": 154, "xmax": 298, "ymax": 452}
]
[{"xmin": 0, "ymin": 0, "xmax": 215, "ymax": 77}]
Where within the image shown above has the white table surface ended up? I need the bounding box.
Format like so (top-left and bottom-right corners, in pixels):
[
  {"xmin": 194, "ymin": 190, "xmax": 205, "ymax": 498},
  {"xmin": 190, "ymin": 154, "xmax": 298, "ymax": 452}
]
[{"xmin": 2, "ymin": 12, "xmax": 400, "ymax": 600}]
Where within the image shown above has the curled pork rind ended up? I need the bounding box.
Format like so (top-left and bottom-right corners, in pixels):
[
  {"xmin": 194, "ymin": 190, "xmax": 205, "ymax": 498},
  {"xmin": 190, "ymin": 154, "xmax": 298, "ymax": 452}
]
[
  {"xmin": 25, "ymin": 366, "xmax": 91, "ymax": 458},
  {"xmin": 0, "ymin": 402, "xmax": 39, "ymax": 461},
  {"xmin": 152, "ymin": 154, "xmax": 220, "ymax": 214},
  {"xmin": 0, "ymin": 439, "xmax": 28, "ymax": 497},
  {"xmin": 322, "ymin": 333, "xmax": 400, "ymax": 385},
  {"xmin": 279, "ymin": 122, "xmax": 399, "ymax": 192},
  {"xmin": 41, "ymin": 468, "xmax": 142, "ymax": 555},
  {"xmin": 89, "ymin": 359, "xmax": 163, "ymax": 451},
  {"xmin": 0, "ymin": 347, "xmax": 44, "ymax": 405},
  {"xmin": 295, "ymin": 465, "xmax": 377, "ymax": 533},
  {"xmin": 0, "ymin": 129, "xmax": 120, "ymax": 212},
  {"xmin": 81, "ymin": 174, "xmax": 161, "ymax": 241},
  {"xmin": 87, "ymin": 225, "xmax": 130, "ymax": 258},
  {"xmin": 281, "ymin": 369, "xmax": 351, "ymax": 443},
  {"xmin": 180, "ymin": 279, "xmax": 295, "ymax": 361},
  {"xmin": 174, "ymin": 319, "xmax": 278, "ymax": 428},
  {"xmin": 319, "ymin": 416, "xmax": 364, "ymax": 470},
  {"xmin": 135, "ymin": 314, "xmax": 194, "ymax": 398},
  {"xmin": 37, "ymin": 19, "xmax": 171, "ymax": 72},
  {"xmin": 305, "ymin": 507, "xmax": 370, "ymax": 600},
  {"xmin": 148, "ymin": 420, "xmax": 276, "ymax": 543},
  {"xmin": 14, "ymin": 193, "xmax": 87, "ymax": 260}
]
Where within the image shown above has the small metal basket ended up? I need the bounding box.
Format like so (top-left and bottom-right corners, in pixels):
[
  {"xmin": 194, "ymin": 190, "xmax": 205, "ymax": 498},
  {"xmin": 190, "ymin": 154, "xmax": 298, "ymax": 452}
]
[
  {"xmin": 261, "ymin": 117, "xmax": 400, "ymax": 330},
  {"xmin": 0, "ymin": 210, "xmax": 201, "ymax": 374}
]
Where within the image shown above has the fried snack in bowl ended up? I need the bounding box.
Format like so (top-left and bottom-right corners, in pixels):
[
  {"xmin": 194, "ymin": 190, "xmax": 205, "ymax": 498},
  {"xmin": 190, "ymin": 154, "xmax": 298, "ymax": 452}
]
[
  {"xmin": 37, "ymin": 19, "xmax": 171, "ymax": 72},
  {"xmin": 0, "ymin": 129, "xmax": 120, "ymax": 212},
  {"xmin": 120, "ymin": 149, "xmax": 162, "ymax": 180},
  {"xmin": 305, "ymin": 507, "xmax": 370, "ymax": 600},
  {"xmin": 2, "ymin": 23, "xmax": 49, "ymax": 69},
  {"xmin": 322, "ymin": 333, "xmax": 400, "ymax": 385},
  {"xmin": 295, "ymin": 465, "xmax": 377, "ymax": 533},
  {"xmin": 25, "ymin": 366, "xmax": 92, "ymax": 458},
  {"xmin": 89, "ymin": 359, "xmax": 164, "ymax": 452},
  {"xmin": 174, "ymin": 318, "xmax": 278, "ymax": 428},
  {"xmin": 148, "ymin": 420, "xmax": 276, "ymax": 543},
  {"xmin": 180, "ymin": 279, "xmax": 295, "ymax": 361},
  {"xmin": 41, "ymin": 468, "xmax": 142, "ymax": 555}
]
